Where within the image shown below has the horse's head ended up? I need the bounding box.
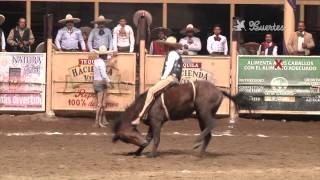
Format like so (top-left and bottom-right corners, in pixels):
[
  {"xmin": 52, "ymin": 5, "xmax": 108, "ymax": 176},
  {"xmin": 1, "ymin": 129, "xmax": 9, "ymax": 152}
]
[
  {"xmin": 112, "ymin": 92, "xmax": 149, "ymax": 147},
  {"xmin": 112, "ymin": 116, "xmax": 147, "ymax": 147}
]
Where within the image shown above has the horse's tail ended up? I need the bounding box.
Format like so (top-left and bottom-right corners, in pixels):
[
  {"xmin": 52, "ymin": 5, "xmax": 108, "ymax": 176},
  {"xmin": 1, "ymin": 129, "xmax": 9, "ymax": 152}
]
[{"xmin": 221, "ymin": 91, "xmax": 253, "ymax": 111}]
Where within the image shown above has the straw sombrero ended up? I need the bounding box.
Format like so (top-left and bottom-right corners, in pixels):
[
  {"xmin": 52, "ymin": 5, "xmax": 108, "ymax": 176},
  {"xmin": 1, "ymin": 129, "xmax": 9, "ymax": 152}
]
[
  {"xmin": 156, "ymin": 36, "xmax": 181, "ymax": 49},
  {"xmin": 0, "ymin": 14, "xmax": 5, "ymax": 25},
  {"xmin": 133, "ymin": 10, "xmax": 152, "ymax": 27},
  {"xmin": 94, "ymin": 45, "xmax": 113, "ymax": 55},
  {"xmin": 180, "ymin": 24, "xmax": 200, "ymax": 34},
  {"xmin": 151, "ymin": 27, "xmax": 171, "ymax": 36},
  {"xmin": 91, "ymin": 15, "xmax": 112, "ymax": 24},
  {"xmin": 58, "ymin": 14, "xmax": 81, "ymax": 24}
]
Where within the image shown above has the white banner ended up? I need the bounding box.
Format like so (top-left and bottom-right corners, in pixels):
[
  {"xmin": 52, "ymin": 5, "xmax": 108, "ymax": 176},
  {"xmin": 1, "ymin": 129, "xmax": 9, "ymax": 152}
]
[{"xmin": 0, "ymin": 53, "xmax": 46, "ymax": 111}]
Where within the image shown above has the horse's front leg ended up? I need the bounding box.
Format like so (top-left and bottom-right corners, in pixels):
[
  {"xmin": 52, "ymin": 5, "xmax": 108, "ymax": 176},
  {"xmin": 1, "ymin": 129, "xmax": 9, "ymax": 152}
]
[
  {"xmin": 147, "ymin": 122, "xmax": 162, "ymax": 158},
  {"xmin": 128, "ymin": 127, "xmax": 153, "ymax": 156}
]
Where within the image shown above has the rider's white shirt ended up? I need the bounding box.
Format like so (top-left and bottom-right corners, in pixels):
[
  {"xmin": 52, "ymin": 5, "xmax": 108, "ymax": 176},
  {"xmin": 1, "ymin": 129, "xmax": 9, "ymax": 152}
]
[{"xmin": 161, "ymin": 50, "xmax": 180, "ymax": 80}]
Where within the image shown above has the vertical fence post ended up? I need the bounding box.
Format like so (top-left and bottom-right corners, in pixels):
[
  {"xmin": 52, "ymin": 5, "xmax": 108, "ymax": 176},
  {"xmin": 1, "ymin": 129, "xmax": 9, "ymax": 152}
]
[
  {"xmin": 139, "ymin": 40, "xmax": 146, "ymax": 94},
  {"xmin": 229, "ymin": 4, "xmax": 239, "ymax": 121},
  {"xmin": 46, "ymin": 14, "xmax": 55, "ymax": 116}
]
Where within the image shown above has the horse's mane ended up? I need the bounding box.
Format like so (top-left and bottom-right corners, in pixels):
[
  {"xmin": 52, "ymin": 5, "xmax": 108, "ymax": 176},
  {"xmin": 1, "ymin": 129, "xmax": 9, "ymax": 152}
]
[{"xmin": 112, "ymin": 91, "xmax": 148, "ymax": 133}]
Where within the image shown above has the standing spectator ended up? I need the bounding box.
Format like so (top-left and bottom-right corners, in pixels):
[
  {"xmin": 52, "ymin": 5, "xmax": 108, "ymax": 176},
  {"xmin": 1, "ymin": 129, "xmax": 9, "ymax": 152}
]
[
  {"xmin": 287, "ymin": 21, "xmax": 315, "ymax": 56},
  {"xmin": 0, "ymin": 14, "xmax": 6, "ymax": 52},
  {"xmin": 207, "ymin": 24, "xmax": 228, "ymax": 56},
  {"xmin": 93, "ymin": 45, "xmax": 111, "ymax": 128},
  {"xmin": 149, "ymin": 27, "xmax": 169, "ymax": 55},
  {"xmin": 179, "ymin": 24, "xmax": 201, "ymax": 55},
  {"xmin": 113, "ymin": 18, "xmax": 135, "ymax": 53},
  {"xmin": 93, "ymin": 45, "xmax": 111, "ymax": 127},
  {"xmin": 7, "ymin": 17, "xmax": 35, "ymax": 52},
  {"xmin": 88, "ymin": 15, "xmax": 113, "ymax": 52},
  {"xmin": 55, "ymin": 14, "xmax": 86, "ymax": 52},
  {"xmin": 257, "ymin": 33, "xmax": 278, "ymax": 56}
]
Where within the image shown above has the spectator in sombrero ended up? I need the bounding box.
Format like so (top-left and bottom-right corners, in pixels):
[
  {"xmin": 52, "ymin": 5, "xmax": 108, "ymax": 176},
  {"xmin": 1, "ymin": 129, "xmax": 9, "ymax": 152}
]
[
  {"xmin": 179, "ymin": 24, "xmax": 201, "ymax": 55},
  {"xmin": 149, "ymin": 27, "xmax": 170, "ymax": 55},
  {"xmin": 55, "ymin": 14, "xmax": 86, "ymax": 52},
  {"xmin": 88, "ymin": 15, "xmax": 113, "ymax": 52}
]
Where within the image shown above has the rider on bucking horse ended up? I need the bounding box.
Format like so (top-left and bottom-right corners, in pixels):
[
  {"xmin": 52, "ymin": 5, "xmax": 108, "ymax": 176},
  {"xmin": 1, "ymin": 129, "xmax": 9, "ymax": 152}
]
[{"xmin": 131, "ymin": 36, "xmax": 183, "ymax": 125}]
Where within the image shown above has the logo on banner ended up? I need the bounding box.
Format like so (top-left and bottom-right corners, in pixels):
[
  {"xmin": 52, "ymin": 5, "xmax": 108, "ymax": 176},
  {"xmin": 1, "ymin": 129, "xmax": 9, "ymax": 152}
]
[
  {"xmin": 181, "ymin": 60, "xmax": 213, "ymax": 83},
  {"xmin": 271, "ymin": 77, "xmax": 289, "ymax": 91},
  {"xmin": 64, "ymin": 55, "xmax": 125, "ymax": 93},
  {"xmin": 233, "ymin": 20, "xmax": 284, "ymax": 32}
]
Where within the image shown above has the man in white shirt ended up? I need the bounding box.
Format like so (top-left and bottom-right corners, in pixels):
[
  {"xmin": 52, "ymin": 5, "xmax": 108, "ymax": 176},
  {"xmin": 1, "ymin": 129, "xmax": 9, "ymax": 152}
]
[
  {"xmin": 287, "ymin": 21, "xmax": 315, "ymax": 56},
  {"xmin": 55, "ymin": 14, "xmax": 86, "ymax": 52},
  {"xmin": 93, "ymin": 45, "xmax": 112, "ymax": 128},
  {"xmin": 207, "ymin": 25, "xmax": 228, "ymax": 56},
  {"xmin": 113, "ymin": 18, "xmax": 135, "ymax": 53},
  {"xmin": 179, "ymin": 24, "xmax": 201, "ymax": 55},
  {"xmin": 0, "ymin": 14, "xmax": 6, "ymax": 52},
  {"xmin": 257, "ymin": 33, "xmax": 278, "ymax": 56},
  {"xmin": 132, "ymin": 36, "xmax": 183, "ymax": 125}
]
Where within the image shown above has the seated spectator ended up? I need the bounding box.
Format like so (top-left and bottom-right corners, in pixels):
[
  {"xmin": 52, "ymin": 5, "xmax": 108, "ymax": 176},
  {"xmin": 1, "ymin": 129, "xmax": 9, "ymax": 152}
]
[
  {"xmin": 257, "ymin": 33, "xmax": 278, "ymax": 56},
  {"xmin": 207, "ymin": 24, "xmax": 228, "ymax": 56},
  {"xmin": 55, "ymin": 14, "xmax": 86, "ymax": 52},
  {"xmin": 0, "ymin": 14, "xmax": 6, "ymax": 52},
  {"xmin": 149, "ymin": 27, "xmax": 169, "ymax": 55},
  {"xmin": 113, "ymin": 18, "xmax": 135, "ymax": 53},
  {"xmin": 179, "ymin": 24, "xmax": 201, "ymax": 55},
  {"xmin": 287, "ymin": 21, "xmax": 315, "ymax": 56},
  {"xmin": 88, "ymin": 15, "xmax": 113, "ymax": 52},
  {"xmin": 7, "ymin": 17, "xmax": 35, "ymax": 52}
]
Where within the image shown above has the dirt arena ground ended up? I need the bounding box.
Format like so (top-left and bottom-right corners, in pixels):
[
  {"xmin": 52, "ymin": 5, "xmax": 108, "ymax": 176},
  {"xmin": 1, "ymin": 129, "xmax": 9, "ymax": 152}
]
[{"xmin": 0, "ymin": 114, "xmax": 320, "ymax": 180}]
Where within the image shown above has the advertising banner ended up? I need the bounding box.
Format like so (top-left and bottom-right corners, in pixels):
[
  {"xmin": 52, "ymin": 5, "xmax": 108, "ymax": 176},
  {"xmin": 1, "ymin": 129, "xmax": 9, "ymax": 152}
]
[{"xmin": 0, "ymin": 53, "xmax": 46, "ymax": 111}]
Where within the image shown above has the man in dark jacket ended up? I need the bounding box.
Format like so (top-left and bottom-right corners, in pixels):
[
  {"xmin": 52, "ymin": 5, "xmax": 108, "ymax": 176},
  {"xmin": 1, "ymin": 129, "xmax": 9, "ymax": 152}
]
[{"xmin": 7, "ymin": 18, "xmax": 35, "ymax": 52}]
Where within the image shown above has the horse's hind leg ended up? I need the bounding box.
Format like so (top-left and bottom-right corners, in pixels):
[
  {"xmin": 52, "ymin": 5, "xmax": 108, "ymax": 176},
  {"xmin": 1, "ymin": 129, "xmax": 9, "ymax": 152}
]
[
  {"xmin": 193, "ymin": 111, "xmax": 214, "ymax": 153},
  {"xmin": 196, "ymin": 117, "xmax": 212, "ymax": 156}
]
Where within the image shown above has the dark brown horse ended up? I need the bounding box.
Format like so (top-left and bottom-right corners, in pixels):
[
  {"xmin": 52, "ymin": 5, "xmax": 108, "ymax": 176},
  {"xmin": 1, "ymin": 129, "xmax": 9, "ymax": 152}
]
[{"xmin": 112, "ymin": 80, "xmax": 251, "ymax": 157}]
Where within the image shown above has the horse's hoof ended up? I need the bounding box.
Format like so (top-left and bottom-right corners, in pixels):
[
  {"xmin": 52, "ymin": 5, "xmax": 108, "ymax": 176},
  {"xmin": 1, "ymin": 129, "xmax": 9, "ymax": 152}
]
[
  {"xmin": 127, "ymin": 152, "xmax": 142, "ymax": 156},
  {"xmin": 193, "ymin": 141, "xmax": 203, "ymax": 150},
  {"xmin": 92, "ymin": 123, "xmax": 100, "ymax": 128},
  {"xmin": 146, "ymin": 152, "xmax": 159, "ymax": 158}
]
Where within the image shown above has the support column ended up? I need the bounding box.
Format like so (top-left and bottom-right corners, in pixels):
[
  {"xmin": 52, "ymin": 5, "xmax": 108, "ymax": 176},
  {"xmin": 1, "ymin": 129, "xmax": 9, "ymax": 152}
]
[
  {"xmin": 284, "ymin": 0, "xmax": 295, "ymax": 49},
  {"xmin": 162, "ymin": 3, "xmax": 168, "ymax": 28},
  {"xmin": 94, "ymin": 1, "xmax": 99, "ymax": 18},
  {"xmin": 299, "ymin": 4, "xmax": 305, "ymax": 21},
  {"xmin": 229, "ymin": 4, "xmax": 235, "ymax": 47},
  {"xmin": 26, "ymin": 0, "xmax": 31, "ymax": 28}
]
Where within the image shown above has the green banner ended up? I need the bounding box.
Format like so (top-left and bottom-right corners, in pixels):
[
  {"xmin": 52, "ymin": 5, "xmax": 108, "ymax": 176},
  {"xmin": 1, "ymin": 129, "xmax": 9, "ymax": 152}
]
[{"xmin": 238, "ymin": 56, "xmax": 320, "ymax": 112}]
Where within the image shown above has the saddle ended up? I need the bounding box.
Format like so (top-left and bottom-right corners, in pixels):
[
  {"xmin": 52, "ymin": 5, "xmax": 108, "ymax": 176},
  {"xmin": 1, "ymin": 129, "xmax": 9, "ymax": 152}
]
[
  {"xmin": 141, "ymin": 82, "xmax": 178, "ymax": 121},
  {"xmin": 142, "ymin": 81, "xmax": 196, "ymax": 121}
]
